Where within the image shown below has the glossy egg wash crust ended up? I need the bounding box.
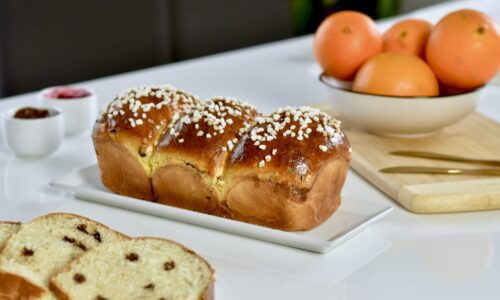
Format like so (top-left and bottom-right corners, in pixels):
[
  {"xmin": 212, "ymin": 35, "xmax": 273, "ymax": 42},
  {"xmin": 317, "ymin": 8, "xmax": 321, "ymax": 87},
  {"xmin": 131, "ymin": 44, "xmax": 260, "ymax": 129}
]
[{"xmin": 93, "ymin": 84, "xmax": 351, "ymax": 231}]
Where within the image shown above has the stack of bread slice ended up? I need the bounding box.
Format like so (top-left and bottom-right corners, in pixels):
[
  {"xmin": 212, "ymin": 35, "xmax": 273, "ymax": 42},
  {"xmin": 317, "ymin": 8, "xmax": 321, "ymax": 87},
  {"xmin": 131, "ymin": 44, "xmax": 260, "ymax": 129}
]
[{"xmin": 0, "ymin": 213, "xmax": 214, "ymax": 300}]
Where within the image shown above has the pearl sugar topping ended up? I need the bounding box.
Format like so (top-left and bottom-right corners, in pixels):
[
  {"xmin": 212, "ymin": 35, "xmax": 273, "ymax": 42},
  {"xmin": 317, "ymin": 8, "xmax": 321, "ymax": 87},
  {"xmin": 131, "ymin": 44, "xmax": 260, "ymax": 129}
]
[
  {"xmin": 168, "ymin": 97, "xmax": 256, "ymax": 149},
  {"xmin": 105, "ymin": 85, "xmax": 197, "ymax": 128},
  {"xmin": 253, "ymin": 106, "xmax": 342, "ymax": 168}
]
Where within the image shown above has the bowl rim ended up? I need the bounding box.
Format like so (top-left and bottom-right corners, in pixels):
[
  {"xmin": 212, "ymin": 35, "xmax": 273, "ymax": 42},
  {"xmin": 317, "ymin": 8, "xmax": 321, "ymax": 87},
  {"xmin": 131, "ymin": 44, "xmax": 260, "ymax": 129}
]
[
  {"xmin": 38, "ymin": 86, "xmax": 96, "ymax": 101},
  {"xmin": 319, "ymin": 72, "xmax": 484, "ymax": 100}
]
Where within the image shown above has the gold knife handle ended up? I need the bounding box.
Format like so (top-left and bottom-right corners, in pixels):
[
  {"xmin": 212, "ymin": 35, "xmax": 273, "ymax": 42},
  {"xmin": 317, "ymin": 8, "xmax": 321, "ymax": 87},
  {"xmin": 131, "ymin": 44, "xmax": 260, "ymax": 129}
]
[{"xmin": 390, "ymin": 151, "xmax": 500, "ymax": 167}]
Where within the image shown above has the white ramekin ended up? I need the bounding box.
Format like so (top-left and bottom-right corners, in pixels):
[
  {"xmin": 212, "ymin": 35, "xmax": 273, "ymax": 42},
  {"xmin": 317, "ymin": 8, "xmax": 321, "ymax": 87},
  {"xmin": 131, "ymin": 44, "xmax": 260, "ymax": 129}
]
[
  {"xmin": 37, "ymin": 87, "xmax": 98, "ymax": 135},
  {"xmin": 2, "ymin": 107, "xmax": 64, "ymax": 157}
]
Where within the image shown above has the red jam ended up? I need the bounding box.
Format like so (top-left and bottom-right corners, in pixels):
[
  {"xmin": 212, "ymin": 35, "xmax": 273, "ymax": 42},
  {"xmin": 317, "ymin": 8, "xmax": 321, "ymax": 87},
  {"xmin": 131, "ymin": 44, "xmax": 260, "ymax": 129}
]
[
  {"xmin": 14, "ymin": 107, "xmax": 51, "ymax": 119},
  {"xmin": 43, "ymin": 86, "xmax": 91, "ymax": 99}
]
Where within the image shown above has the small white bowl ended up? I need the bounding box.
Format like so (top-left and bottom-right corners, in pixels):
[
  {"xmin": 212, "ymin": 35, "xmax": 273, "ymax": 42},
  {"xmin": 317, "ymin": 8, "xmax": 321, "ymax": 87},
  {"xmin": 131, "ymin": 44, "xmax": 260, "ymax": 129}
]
[
  {"xmin": 2, "ymin": 107, "xmax": 64, "ymax": 157},
  {"xmin": 320, "ymin": 73, "xmax": 483, "ymax": 138},
  {"xmin": 38, "ymin": 86, "xmax": 98, "ymax": 136}
]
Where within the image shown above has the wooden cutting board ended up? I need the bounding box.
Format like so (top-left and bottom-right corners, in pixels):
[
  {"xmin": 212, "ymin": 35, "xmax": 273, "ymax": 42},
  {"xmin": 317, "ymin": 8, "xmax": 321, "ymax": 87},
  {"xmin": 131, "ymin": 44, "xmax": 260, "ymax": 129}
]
[{"xmin": 318, "ymin": 104, "xmax": 500, "ymax": 214}]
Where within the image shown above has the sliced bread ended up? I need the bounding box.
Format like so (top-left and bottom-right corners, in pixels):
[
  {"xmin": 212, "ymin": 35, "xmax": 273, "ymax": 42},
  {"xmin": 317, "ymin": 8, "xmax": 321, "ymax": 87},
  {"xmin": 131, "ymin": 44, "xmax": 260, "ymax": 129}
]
[
  {"xmin": 0, "ymin": 213, "xmax": 128, "ymax": 299},
  {"xmin": 50, "ymin": 237, "xmax": 215, "ymax": 300},
  {"xmin": 0, "ymin": 222, "xmax": 21, "ymax": 249}
]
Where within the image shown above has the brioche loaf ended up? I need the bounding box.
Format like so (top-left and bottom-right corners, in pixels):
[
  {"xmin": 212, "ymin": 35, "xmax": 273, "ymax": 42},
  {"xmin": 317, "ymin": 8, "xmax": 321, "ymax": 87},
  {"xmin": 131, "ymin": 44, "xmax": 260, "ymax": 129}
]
[
  {"xmin": 93, "ymin": 85, "xmax": 351, "ymax": 231},
  {"xmin": 50, "ymin": 238, "xmax": 214, "ymax": 300},
  {"xmin": 0, "ymin": 213, "xmax": 127, "ymax": 299}
]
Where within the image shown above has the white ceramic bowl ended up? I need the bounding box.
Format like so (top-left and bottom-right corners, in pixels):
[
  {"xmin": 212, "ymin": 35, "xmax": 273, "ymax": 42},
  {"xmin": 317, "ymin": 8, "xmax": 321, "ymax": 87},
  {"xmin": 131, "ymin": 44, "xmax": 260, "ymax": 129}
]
[
  {"xmin": 38, "ymin": 87, "xmax": 98, "ymax": 135},
  {"xmin": 2, "ymin": 107, "xmax": 64, "ymax": 157},
  {"xmin": 319, "ymin": 73, "xmax": 483, "ymax": 138}
]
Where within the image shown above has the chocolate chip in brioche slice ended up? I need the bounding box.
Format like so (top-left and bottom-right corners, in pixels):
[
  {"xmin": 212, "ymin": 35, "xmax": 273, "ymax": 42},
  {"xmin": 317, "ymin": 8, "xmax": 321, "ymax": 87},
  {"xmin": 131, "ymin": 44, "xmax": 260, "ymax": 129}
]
[{"xmin": 50, "ymin": 238, "xmax": 215, "ymax": 300}]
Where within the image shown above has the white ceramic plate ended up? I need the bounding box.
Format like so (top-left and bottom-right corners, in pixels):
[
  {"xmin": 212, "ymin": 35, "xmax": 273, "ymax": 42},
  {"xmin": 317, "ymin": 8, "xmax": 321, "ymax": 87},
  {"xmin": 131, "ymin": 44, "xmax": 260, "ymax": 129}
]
[{"xmin": 51, "ymin": 165, "xmax": 392, "ymax": 253}]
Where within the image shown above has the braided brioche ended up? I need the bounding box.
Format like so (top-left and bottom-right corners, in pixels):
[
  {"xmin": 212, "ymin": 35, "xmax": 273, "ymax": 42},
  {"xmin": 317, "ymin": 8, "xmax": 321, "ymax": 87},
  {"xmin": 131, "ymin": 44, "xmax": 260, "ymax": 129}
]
[{"xmin": 93, "ymin": 85, "xmax": 351, "ymax": 231}]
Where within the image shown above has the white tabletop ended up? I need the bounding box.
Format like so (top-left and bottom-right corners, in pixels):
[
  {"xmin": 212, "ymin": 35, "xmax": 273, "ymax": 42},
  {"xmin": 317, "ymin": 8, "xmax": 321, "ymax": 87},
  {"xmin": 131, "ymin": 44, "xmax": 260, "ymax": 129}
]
[{"xmin": 2, "ymin": 0, "xmax": 500, "ymax": 299}]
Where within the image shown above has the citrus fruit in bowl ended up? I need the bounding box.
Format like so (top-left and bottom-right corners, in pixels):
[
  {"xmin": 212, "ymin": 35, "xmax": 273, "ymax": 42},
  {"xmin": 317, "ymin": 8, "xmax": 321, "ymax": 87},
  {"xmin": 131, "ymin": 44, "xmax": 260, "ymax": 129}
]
[
  {"xmin": 353, "ymin": 52, "xmax": 439, "ymax": 97},
  {"xmin": 319, "ymin": 73, "xmax": 483, "ymax": 138},
  {"xmin": 313, "ymin": 9, "xmax": 499, "ymax": 137},
  {"xmin": 426, "ymin": 9, "xmax": 500, "ymax": 89},
  {"xmin": 382, "ymin": 19, "xmax": 432, "ymax": 59},
  {"xmin": 314, "ymin": 11, "xmax": 382, "ymax": 81}
]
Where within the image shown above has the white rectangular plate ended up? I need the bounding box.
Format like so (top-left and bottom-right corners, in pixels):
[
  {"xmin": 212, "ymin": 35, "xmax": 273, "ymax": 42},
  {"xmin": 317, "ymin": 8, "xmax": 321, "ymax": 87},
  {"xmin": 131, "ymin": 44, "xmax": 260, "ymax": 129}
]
[{"xmin": 51, "ymin": 165, "xmax": 392, "ymax": 253}]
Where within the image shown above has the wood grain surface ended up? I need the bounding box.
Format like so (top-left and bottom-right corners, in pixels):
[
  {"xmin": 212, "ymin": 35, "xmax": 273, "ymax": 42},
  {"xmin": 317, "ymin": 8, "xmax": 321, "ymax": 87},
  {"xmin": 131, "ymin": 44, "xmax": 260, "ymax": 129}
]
[{"xmin": 318, "ymin": 104, "xmax": 500, "ymax": 213}]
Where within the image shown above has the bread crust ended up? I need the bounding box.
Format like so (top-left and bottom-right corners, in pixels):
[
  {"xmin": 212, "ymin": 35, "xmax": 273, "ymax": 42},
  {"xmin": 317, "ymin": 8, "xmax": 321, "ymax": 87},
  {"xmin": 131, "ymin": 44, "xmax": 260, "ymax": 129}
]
[
  {"xmin": 221, "ymin": 109, "xmax": 351, "ymax": 230},
  {"xmin": 153, "ymin": 163, "xmax": 221, "ymax": 214},
  {"xmin": 93, "ymin": 85, "xmax": 198, "ymax": 201},
  {"xmin": 49, "ymin": 237, "xmax": 215, "ymax": 300},
  {"xmin": 0, "ymin": 271, "xmax": 49, "ymax": 300},
  {"xmin": 153, "ymin": 98, "xmax": 258, "ymax": 177},
  {"xmin": 151, "ymin": 98, "xmax": 258, "ymax": 214},
  {"xmin": 223, "ymin": 157, "xmax": 349, "ymax": 230},
  {"xmin": 0, "ymin": 222, "xmax": 46, "ymax": 300},
  {"xmin": 93, "ymin": 128, "xmax": 155, "ymax": 200},
  {"xmin": 24, "ymin": 212, "xmax": 130, "ymax": 240},
  {"xmin": 0, "ymin": 222, "xmax": 21, "ymax": 243}
]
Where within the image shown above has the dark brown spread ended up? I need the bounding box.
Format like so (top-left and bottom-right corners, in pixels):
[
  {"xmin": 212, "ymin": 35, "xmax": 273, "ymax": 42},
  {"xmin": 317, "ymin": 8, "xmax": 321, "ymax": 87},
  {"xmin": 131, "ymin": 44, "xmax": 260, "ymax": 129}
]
[{"xmin": 14, "ymin": 107, "xmax": 51, "ymax": 119}]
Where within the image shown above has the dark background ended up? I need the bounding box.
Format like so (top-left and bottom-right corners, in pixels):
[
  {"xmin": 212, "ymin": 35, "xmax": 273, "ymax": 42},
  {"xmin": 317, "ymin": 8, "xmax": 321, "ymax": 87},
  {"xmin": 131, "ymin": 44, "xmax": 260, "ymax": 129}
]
[{"xmin": 0, "ymin": 0, "xmax": 446, "ymax": 97}]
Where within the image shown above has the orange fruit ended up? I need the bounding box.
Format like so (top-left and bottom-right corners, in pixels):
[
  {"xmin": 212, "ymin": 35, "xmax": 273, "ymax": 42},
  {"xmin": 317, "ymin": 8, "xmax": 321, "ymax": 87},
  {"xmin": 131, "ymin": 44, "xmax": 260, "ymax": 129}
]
[
  {"xmin": 353, "ymin": 52, "xmax": 439, "ymax": 97},
  {"xmin": 426, "ymin": 9, "xmax": 500, "ymax": 89},
  {"xmin": 314, "ymin": 11, "xmax": 382, "ymax": 81},
  {"xmin": 383, "ymin": 19, "xmax": 432, "ymax": 58}
]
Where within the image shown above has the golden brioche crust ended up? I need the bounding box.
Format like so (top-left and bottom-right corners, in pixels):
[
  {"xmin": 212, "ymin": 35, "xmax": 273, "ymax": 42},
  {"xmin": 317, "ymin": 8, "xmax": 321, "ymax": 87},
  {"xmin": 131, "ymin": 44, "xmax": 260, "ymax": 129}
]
[
  {"xmin": 0, "ymin": 271, "xmax": 49, "ymax": 300},
  {"xmin": 93, "ymin": 85, "xmax": 198, "ymax": 201},
  {"xmin": 94, "ymin": 86, "xmax": 351, "ymax": 231},
  {"xmin": 228, "ymin": 106, "xmax": 347, "ymax": 175},
  {"xmin": 93, "ymin": 127, "xmax": 154, "ymax": 200},
  {"xmin": 223, "ymin": 157, "xmax": 349, "ymax": 230},
  {"xmin": 152, "ymin": 97, "xmax": 259, "ymax": 211},
  {"xmin": 152, "ymin": 164, "xmax": 221, "ymax": 213},
  {"xmin": 100, "ymin": 85, "xmax": 197, "ymax": 156},
  {"xmin": 222, "ymin": 107, "xmax": 351, "ymax": 230},
  {"xmin": 154, "ymin": 97, "xmax": 259, "ymax": 176}
]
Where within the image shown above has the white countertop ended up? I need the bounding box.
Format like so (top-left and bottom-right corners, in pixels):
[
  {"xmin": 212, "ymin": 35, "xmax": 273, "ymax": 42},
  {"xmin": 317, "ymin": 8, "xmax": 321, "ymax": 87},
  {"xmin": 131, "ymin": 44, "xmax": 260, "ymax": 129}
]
[{"xmin": 1, "ymin": 0, "xmax": 500, "ymax": 299}]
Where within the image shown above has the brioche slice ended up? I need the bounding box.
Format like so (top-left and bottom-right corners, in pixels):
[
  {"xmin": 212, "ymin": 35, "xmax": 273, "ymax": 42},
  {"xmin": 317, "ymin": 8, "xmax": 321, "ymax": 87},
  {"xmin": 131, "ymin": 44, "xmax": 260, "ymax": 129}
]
[
  {"xmin": 50, "ymin": 238, "xmax": 215, "ymax": 300},
  {"xmin": 0, "ymin": 213, "xmax": 128, "ymax": 299},
  {"xmin": 0, "ymin": 222, "xmax": 21, "ymax": 249}
]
